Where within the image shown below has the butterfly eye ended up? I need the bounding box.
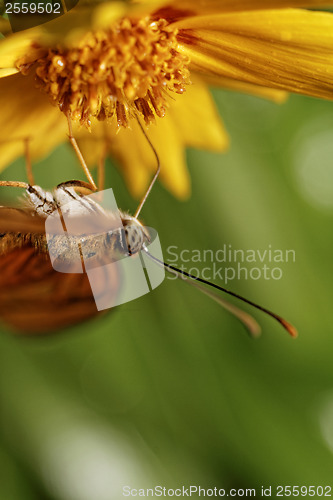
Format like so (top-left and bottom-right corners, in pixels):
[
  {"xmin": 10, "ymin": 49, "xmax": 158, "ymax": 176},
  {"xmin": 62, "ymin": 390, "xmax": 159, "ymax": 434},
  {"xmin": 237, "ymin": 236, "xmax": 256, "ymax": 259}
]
[{"xmin": 123, "ymin": 224, "xmax": 144, "ymax": 256}]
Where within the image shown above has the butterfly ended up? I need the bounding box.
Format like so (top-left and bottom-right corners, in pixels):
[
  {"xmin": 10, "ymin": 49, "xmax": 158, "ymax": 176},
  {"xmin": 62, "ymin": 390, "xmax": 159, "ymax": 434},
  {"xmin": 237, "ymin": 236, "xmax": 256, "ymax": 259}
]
[
  {"xmin": 0, "ymin": 179, "xmax": 150, "ymax": 334},
  {"xmin": 0, "ymin": 119, "xmax": 297, "ymax": 337}
]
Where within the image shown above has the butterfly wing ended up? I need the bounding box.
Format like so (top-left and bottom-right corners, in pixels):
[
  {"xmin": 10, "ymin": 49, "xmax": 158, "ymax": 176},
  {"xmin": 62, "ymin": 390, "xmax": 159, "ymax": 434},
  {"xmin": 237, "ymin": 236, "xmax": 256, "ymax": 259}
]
[
  {"xmin": 0, "ymin": 206, "xmax": 45, "ymax": 233},
  {"xmin": 0, "ymin": 207, "xmax": 119, "ymax": 334}
]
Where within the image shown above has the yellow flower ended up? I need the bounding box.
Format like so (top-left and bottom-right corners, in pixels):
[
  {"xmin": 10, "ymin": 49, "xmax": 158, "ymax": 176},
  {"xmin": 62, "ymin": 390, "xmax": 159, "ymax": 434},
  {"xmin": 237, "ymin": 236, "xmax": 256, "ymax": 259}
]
[{"xmin": 1, "ymin": 0, "xmax": 333, "ymax": 198}]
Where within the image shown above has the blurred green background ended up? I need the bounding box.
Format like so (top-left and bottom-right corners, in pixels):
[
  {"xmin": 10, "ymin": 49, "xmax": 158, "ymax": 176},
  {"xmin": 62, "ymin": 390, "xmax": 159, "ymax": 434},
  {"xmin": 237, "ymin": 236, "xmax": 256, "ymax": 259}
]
[{"xmin": 1, "ymin": 88, "xmax": 333, "ymax": 499}]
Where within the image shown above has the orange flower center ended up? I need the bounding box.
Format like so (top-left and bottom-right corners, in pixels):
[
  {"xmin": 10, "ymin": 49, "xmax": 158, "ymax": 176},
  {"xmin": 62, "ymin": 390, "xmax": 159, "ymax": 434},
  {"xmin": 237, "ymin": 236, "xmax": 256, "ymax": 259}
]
[{"xmin": 16, "ymin": 17, "xmax": 191, "ymax": 128}]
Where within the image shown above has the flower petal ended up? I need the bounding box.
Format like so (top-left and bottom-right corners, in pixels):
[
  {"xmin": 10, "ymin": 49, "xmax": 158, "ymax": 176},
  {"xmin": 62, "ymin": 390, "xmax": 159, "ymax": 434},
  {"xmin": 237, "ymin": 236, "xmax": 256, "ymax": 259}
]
[
  {"xmin": 170, "ymin": 75, "xmax": 230, "ymax": 151},
  {"xmin": 77, "ymin": 115, "xmax": 191, "ymax": 199},
  {"xmin": 139, "ymin": 116, "xmax": 191, "ymax": 199},
  {"xmin": 0, "ymin": 72, "xmax": 67, "ymax": 171},
  {"xmin": 75, "ymin": 120, "xmax": 152, "ymax": 196},
  {"xmin": 0, "ymin": 2, "xmax": 129, "ymax": 57},
  {"xmin": 202, "ymin": 74, "xmax": 288, "ymax": 103},
  {"xmin": 0, "ymin": 67, "xmax": 18, "ymax": 77},
  {"xmin": 0, "ymin": 28, "xmax": 43, "ymax": 74},
  {"xmin": 177, "ymin": 9, "xmax": 333, "ymax": 100},
  {"xmin": 168, "ymin": 0, "xmax": 333, "ymax": 15},
  {"xmin": 76, "ymin": 75, "xmax": 229, "ymax": 199},
  {"xmin": 93, "ymin": 0, "xmax": 165, "ymax": 30}
]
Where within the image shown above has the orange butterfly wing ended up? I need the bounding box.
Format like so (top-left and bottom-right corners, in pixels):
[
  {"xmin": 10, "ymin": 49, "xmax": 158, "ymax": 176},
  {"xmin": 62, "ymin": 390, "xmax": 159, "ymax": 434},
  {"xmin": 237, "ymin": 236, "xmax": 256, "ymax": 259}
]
[{"xmin": 0, "ymin": 208, "xmax": 119, "ymax": 334}]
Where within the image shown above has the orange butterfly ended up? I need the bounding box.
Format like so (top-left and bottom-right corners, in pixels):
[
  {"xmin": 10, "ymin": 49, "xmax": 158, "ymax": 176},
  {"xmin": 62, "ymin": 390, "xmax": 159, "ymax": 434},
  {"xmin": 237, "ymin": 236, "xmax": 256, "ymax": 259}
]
[
  {"xmin": 0, "ymin": 122, "xmax": 149, "ymax": 334},
  {"xmin": 0, "ymin": 186, "xmax": 114, "ymax": 333},
  {"xmin": 0, "ymin": 118, "xmax": 297, "ymax": 337}
]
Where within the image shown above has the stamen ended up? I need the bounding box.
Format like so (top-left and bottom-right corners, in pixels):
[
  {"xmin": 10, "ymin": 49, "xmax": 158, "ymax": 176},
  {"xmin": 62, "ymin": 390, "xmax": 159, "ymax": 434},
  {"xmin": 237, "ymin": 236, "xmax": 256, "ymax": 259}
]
[{"xmin": 16, "ymin": 17, "xmax": 191, "ymax": 128}]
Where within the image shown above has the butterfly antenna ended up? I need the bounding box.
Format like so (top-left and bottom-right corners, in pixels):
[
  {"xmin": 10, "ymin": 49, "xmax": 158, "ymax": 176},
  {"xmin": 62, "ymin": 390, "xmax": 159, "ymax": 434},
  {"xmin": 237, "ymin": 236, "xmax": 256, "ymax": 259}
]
[
  {"xmin": 134, "ymin": 116, "xmax": 160, "ymax": 219},
  {"xmin": 142, "ymin": 246, "xmax": 298, "ymax": 338},
  {"xmin": 0, "ymin": 180, "xmax": 29, "ymax": 189},
  {"xmin": 184, "ymin": 276, "xmax": 262, "ymax": 338}
]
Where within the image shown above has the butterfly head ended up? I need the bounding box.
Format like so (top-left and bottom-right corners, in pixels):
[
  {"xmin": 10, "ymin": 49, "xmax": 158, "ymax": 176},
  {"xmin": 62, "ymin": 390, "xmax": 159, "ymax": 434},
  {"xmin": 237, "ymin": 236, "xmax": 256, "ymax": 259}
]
[{"xmin": 121, "ymin": 215, "xmax": 150, "ymax": 256}]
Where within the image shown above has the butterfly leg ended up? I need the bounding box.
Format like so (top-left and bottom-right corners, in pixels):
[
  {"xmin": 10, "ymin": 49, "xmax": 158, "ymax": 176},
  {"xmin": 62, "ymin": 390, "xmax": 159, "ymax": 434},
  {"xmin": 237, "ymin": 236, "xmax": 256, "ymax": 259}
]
[{"xmin": 66, "ymin": 113, "xmax": 98, "ymax": 192}]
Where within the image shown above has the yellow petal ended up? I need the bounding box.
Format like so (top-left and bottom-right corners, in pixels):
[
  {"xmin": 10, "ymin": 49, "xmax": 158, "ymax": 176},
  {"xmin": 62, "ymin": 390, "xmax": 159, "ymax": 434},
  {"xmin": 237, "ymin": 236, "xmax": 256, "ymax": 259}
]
[
  {"xmin": 77, "ymin": 115, "xmax": 190, "ymax": 200},
  {"xmin": 0, "ymin": 67, "xmax": 18, "ymax": 77},
  {"xmin": 0, "ymin": 2, "xmax": 128, "ymax": 54},
  {"xmin": 202, "ymin": 74, "xmax": 288, "ymax": 103},
  {"xmin": 76, "ymin": 76, "xmax": 228, "ymax": 200},
  {"xmin": 93, "ymin": 0, "xmax": 166, "ymax": 30},
  {"xmin": 170, "ymin": 75, "xmax": 230, "ymax": 151},
  {"xmin": 0, "ymin": 28, "xmax": 43, "ymax": 73},
  {"xmin": 175, "ymin": 8, "xmax": 333, "ymax": 44},
  {"xmin": 178, "ymin": 9, "xmax": 333, "ymax": 100},
  {"xmin": 0, "ymin": 73, "xmax": 67, "ymax": 171},
  {"xmin": 146, "ymin": 116, "xmax": 191, "ymax": 199},
  {"xmin": 76, "ymin": 119, "xmax": 151, "ymax": 197},
  {"xmin": 74, "ymin": 125, "xmax": 109, "ymax": 169},
  {"xmin": 167, "ymin": 0, "xmax": 333, "ymax": 15},
  {"xmin": 91, "ymin": 2, "xmax": 132, "ymax": 31},
  {"xmin": 30, "ymin": 1, "xmax": 161, "ymax": 47}
]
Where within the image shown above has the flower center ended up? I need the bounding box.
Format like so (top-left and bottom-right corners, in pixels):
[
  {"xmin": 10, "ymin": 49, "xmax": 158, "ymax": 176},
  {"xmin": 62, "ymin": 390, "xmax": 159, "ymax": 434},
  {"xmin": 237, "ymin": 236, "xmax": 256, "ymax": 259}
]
[{"xmin": 16, "ymin": 17, "xmax": 191, "ymax": 128}]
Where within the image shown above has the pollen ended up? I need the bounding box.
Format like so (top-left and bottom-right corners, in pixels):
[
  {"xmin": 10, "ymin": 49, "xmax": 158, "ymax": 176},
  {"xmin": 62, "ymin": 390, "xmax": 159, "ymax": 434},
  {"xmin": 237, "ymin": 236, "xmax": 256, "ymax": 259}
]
[{"xmin": 16, "ymin": 17, "xmax": 191, "ymax": 128}]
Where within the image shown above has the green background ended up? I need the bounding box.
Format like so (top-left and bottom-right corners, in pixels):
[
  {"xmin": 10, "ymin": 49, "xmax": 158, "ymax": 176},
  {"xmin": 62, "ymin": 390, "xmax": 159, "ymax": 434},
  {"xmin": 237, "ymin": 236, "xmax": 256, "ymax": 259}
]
[{"xmin": 1, "ymin": 87, "xmax": 333, "ymax": 499}]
